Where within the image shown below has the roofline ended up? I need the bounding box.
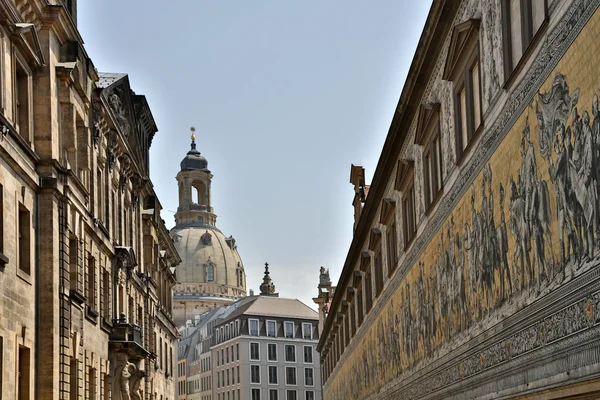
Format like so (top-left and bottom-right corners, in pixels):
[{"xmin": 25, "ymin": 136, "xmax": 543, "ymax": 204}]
[{"xmin": 318, "ymin": 0, "xmax": 461, "ymax": 351}]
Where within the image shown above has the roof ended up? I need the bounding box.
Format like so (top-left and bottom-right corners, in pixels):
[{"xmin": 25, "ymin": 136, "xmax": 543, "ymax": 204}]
[
  {"xmin": 97, "ymin": 72, "xmax": 127, "ymax": 89},
  {"xmin": 219, "ymin": 296, "xmax": 318, "ymax": 323}
]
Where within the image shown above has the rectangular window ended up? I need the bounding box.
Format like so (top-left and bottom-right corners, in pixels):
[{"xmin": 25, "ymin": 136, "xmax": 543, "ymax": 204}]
[
  {"xmin": 237, "ymin": 365, "xmax": 240, "ymax": 384},
  {"xmin": 18, "ymin": 204, "xmax": 30, "ymax": 275},
  {"xmin": 303, "ymin": 346, "xmax": 313, "ymax": 364},
  {"xmin": 365, "ymin": 268, "xmax": 373, "ymax": 313},
  {"xmin": 0, "ymin": 337, "xmax": 2, "ymax": 397},
  {"xmin": 374, "ymin": 243, "xmax": 383, "ymax": 295},
  {"xmin": 0, "ymin": 184, "xmax": 4, "ymax": 256},
  {"xmin": 19, "ymin": 346, "xmax": 30, "ymax": 400},
  {"xmin": 249, "ymin": 319, "xmax": 259, "ymax": 336},
  {"xmin": 301, "ymin": 323, "xmax": 312, "ymax": 340},
  {"xmin": 284, "ymin": 345, "xmax": 296, "ymax": 363},
  {"xmin": 285, "ymin": 367, "xmax": 297, "ymax": 386},
  {"xmin": 87, "ymin": 255, "xmax": 96, "ymax": 310},
  {"xmin": 89, "ymin": 367, "xmax": 97, "ymax": 400},
  {"xmin": 386, "ymin": 222, "xmax": 397, "ymax": 275},
  {"xmin": 250, "ymin": 342, "xmax": 260, "ymax": 361},
  {"xmin": 251, "ymin": 388, "xmax": 260, "ymax": 400},
  {"xmin": 284, "ymin": 321, "xmax": 294, "ymax": 338},
  {"xmin": 268, "ymin": 343, "xmax": 278, "ymax": 361},
  {"xmin": 236, "ymin": 343, "xmax": 239, "ymax": 360},
  {"xmin": 472, "ymin": 62, "xmax": 481, "ymax": 130},
  {"xmin": 502, "ymin": 0, "xmax": 547, "ymax": 77},
  {"xmin": 250, "ymin": 365, "xmax": 260, "ymax": 384},
  {"xmin": 226, "ymin": 346, "xmax": 229, "ymax": 363},
  {"xmin": 268, "ymin": 365, "xmax": 278, "ymax": 385},
  {"xmin": 227, "ymin": 369, "xmax": 230, "ymax": 386},
  {"xmin": 459, "ymin": 86, "xmax": 468, "ymax": 152},
  {"xmin": 286, "ymin": 390, "xmax": 297, "ymax": 400},
  {"xmin": 269, "ymin": 389, "xmax": 279, "ymax": 400},
  {"xmin": 101, "ymin": 269, "xmax": 110, "ymax": 319},
  {"xmin": 267, "ymin": 320, "xmax": 277, "ymax": 337},
  {"xmin": 305, "ymin": 391, "xmax": 315, "ymax": 400},
  {"xmin": 304, "ymin": 368, "xmax": 314, "ymax": 386},
  {"xmin": 15, "ymin": 56, "xmax": 31, "ymax": 142},
  {"xmin": 70, "ymin": 359, "xmax": 78, "ymax": 400},
  {"xmin": 357, "ymin": 287, "xmax": 364, "ymax": 324},
  {"xmin": 402, "ymin": 182, "xmax": 416, "ymax": 248}
]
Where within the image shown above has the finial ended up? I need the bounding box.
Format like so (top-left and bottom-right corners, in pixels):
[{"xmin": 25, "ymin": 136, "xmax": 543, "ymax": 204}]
[
  {"xmin": 264, "ymin": 262, "xmax": 269, "ymax": 273},
  {"xmin": 260, "ymin": 262, "xmax": 276, "ymax": 296},
  {"xmin": 190, "ymin": 126, "xmax": 196, "ymax": 142}
]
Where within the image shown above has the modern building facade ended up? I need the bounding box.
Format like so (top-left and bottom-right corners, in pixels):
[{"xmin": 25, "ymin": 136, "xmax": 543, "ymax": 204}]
[
  {"xmin": 0, "ymin": 0, "xmax": 180, "ymax": 399},
  {"xmin": 319, "ymin": 0, "xmax": 600, "ymax": 399},
  {"xmin": 178, "ymin": 267, "xmax": 321, "ymax": 400},
  {"xmin": 171, "ymin": 133, "xmax": 247, "ymax": 326}
]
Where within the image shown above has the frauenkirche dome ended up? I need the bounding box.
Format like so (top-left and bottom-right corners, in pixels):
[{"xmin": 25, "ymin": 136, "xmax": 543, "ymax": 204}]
[{"xmin": 170, "ymin": 129, "xmax": 246, "ymax": 326}]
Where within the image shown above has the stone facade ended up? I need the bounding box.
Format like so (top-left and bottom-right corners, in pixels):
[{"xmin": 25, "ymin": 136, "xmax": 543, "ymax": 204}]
[
  {"xmin": 0, "ymin": 1, "xmax": 180, "ymax": 399},
  {"xmin": 319, "ymin": 0, "xmax": 600, "ymax": 399}
]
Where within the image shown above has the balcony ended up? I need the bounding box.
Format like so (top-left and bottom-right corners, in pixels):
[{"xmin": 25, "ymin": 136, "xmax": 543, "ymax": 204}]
[{"xmin": 109, "ymin": 320, "xmax": 150, "ymax": 359}]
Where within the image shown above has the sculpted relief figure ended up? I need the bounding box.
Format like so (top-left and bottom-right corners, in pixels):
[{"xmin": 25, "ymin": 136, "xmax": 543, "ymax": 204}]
[{"xmin": 118, "ymin": 362, "xmax": 145, "ymax": 400}]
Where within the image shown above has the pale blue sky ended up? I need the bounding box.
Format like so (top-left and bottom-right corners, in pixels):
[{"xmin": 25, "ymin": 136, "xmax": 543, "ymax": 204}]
[{"xmin": 78, "ymin": 1, "xmax": 431, "ymax": 309}]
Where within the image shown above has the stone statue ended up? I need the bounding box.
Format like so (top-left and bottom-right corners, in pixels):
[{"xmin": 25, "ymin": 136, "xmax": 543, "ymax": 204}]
[
  {"xmin": 319, "ymin": 266, "xmax": 331, "ymax": 285},
  {"xmin": 118, "ymin": 362, "xmax": 145, "ymax": 400}
]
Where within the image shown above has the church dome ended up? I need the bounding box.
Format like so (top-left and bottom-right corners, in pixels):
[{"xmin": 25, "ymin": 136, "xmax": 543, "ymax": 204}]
[
  {"xmin": 180, "ymin": 147, "xmax": 208, "ymax": 171},
  {"xmin": 171, "ymin": 226, "xmax": 245, "ymax": 290}
]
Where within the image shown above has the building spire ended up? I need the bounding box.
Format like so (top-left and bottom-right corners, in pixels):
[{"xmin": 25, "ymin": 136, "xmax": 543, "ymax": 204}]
[
  {"xmin": 190, "ymin": 126, "xmax": 197, "ymax": 150},
  {"xmin": 259, "ymin": 262, "xmax": 277, "ymax": 296}
]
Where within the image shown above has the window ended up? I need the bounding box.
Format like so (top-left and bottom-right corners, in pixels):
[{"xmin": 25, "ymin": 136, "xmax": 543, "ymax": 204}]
[
  {"xmin": 236, "ymin": 343, "xmax": 239, "ymax": 360},
  {"xmin": 361, "ymin": 253, "xmax": 373, "ymax": 314},
  {"xmin": 502, "ymin": 0, "xmax": 547, "ymax": 79},
  {"xmin": 249, "ymin": 319, "xmax": 259, "ymax": 336},
  {"xmin": 251, "ymin": 388, "xmax": 260, "ymax": 400},
  {"xmin": 19, "ymin": 346, "xmax": 30, "ymax": 400},
  {"xmin": 250, "ymin": 365, "xmax": 260, "ymax": 384},
  {"xmin": 303, "ymin": 346, "xmax": 313, "ymax": 364},
  {"xmin": 416, "ymin": 104, "xmax": 443, "ymax": 212},
  {"xmin": 227, "ymin": 369, "xmax": 230, "ymax": 386},
  {"xmin": 268, "ymin": 365, "xmax": 278, "ymax": 385},
  {"xmin": 89, "ymin": 367, "xmax": 97, "ymax": 399},
  {"xmin": 18, "ymin": 204, "xmax": 30, "ymax": 275},
  {"xmin": 305, "ymin": 391, "xmax": 314, "ymax": 400},
  {"xmin": 101, "ymin": 270, "xmax": 110, "ymax": 319},
  {"xmin": 386, "ymin": 223, "xmax": 398, "ymax": 276},
  {"xmin": 373, "ymin": 238, "xmax": 383, "ymax": 296},
  {"xmin": 286, "ymin": 391, "xmax": 297, "ymax": 400},
  {"xmin": 237, "ymin": 365, "xmax": 240, "ymax": 384},
  {"xmin": 250, "ymin": 342, "xmax": 260, "ymax": 361},
  {"xmin": 304, "ymin": 368, "xmax": 314, "ymax": 386},
  {"xmin": 206, "ymin": 264, "xmax": 215, "ymax": 282},
  {"xmin": 267, "ymin": 320, "xmax": 277, "ymax": 337},
  {"xmin": 268, "ymin": 343, "xmax": 278, "ymax": 361},
  {"xmin": 396, "ymin": 159, "xmax": 416, "ymax": 249},
  {"xmin": 0, "ymin": 336, "xmax": 3, "ymax": 396},
  {"xmin": 442, "ymin": 20, "xmax": 482, "ymax": 159},
  {"xmin": 301, "ymin": 323, "xmax": 312, "ymax": 340},
  {"xmin": 270, "ymin": 389, "xmax": 279, "ymax": 400},
  {"xmin": 284, "ymin": 322, "xmax": 294, "ymax": 338},
  {"xmin": 285, "ymin": 345, "xmax": 296, "ymax": 363},
  {"xmin": 87, "ymin": 255, "xmax": 97, "ymax": 310},
  {"xmin": 226, "ymin": 346, "xmax": 229, "ymax": 363},
  {"xmin": 357, "ymin": 285, "xmax": 364, "ymax": 325},
  {"xmin": 285, "ymin": 367, "xmax": 297, "ymax": 385},
  {"xmin": 14, "ymin": 54, "xmax": 32, "ymax": 142},
  {"xmin": 0, "ymin": 184, "xmax": 4, "ymax": 259}
]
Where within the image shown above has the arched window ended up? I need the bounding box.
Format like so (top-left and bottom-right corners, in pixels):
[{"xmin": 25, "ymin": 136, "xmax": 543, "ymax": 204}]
[{"xmin": 206, "ymin": 264, "xmax": 215, "ymax": 282}]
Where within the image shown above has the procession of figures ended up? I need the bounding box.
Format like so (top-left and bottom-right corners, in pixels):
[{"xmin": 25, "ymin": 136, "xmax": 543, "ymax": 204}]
[{"xmin": 333, "ymin": 74, "xmax": 600, "ymax": 398}]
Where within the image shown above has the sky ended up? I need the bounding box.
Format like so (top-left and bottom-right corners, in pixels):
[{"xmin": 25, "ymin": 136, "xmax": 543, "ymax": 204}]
[{"xmin": 77, "ymin": 1, "xmax": 431, "ymax": 310}]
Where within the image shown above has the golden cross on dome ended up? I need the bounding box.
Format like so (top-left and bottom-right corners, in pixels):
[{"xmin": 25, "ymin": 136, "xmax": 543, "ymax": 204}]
[{"xmin": 190, "ymin": 126, "xmax": 196, "ymax": 142}]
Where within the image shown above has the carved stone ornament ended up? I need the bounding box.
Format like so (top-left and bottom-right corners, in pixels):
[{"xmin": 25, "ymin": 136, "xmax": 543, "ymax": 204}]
[
  {"xmin": 108, "ymin": 88, "xmax": 131, "ymax": 137},
  {"xmin": 92, "ymin": 94, "xmax": 104, "ymax": 147},
  {"xmin": 107, "ymin": 131, "xmax": 118, "ymax": 171}
]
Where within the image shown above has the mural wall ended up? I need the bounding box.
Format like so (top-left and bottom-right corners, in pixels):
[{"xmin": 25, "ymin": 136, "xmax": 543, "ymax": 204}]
[{"xmin": 325, "ymin": 4, "xmax": 600, "ymax": 400}]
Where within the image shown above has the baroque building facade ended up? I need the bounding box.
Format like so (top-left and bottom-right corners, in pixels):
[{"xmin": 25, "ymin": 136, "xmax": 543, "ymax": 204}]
[
  {"xmin": 0, "ymin": 0, "xmax": 180, "ymax": 399},
  {"xmin": 171, "ymin": 133, "xmax": 247, "ymax": 327},
  {"xmin": 319, "ymin": 0, "xmax": 600, "ymax": 399}
]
